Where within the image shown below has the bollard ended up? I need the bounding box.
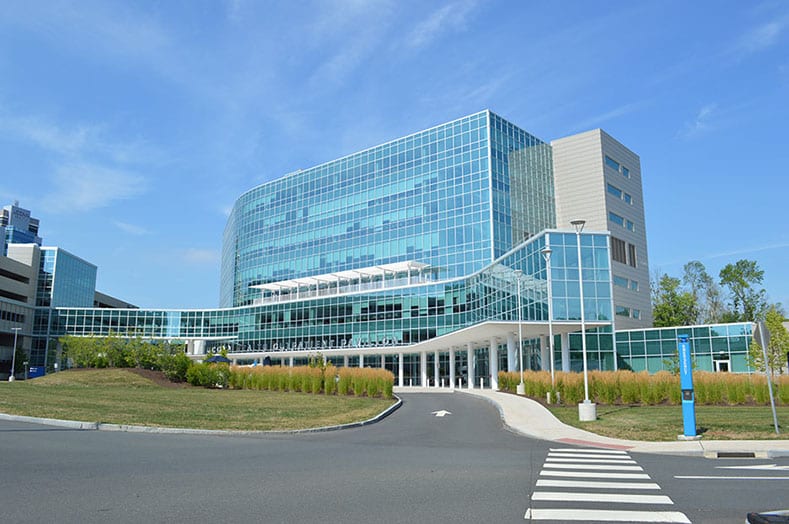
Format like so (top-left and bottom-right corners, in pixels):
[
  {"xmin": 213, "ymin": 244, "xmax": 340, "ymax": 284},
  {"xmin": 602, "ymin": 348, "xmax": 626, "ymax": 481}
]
[
  {"xmin": 480, "ymin": 376, "xmax": 484, "ymax": 389},
  {"xmin": 409, "ymin": 379, "xmax": 412, "ymax": 387},
  {"xmin": 440, "ymin": 378, "xmax": 444, "ymax": 388},
  {"xmin": 547, "ymin": 392, "xmax": 551, "ymax": 404}
]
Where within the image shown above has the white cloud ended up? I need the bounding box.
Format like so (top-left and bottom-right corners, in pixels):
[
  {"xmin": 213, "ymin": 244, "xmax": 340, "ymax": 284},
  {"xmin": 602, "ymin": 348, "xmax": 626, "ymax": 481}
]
[
  {"xmin": 656, "ymin": 241, "xmax": 789, "ymax": 267},
  {"xmin": 0, "ymin": 112, "xmax": 160, "ymax": 166},
  {"xmin": 307, "ymin": 2, "xmax": 396, "ymax": 86},
  {"xmin": 569, "ymin": 101, "xmax": 648, "ymax": 132},
  {"xmin": 42, "ymin": 163, "xmax": 146, "ymax": 212},
  {"xmin": 676, "ymin": 103, "xmax": 717, "ymax": 140},
  {"xmin": 180, "ymin": 248, "xmax": 220, "ymax": 265},
  {"xmin": 732, "ymin": 17, "xmax": 788, "ymax": 57},
  {"xmin": 113, "ymin": 221, "xmax": 149, "ymax": 236},
  {"xmin": 405, "ymin": 0, "xmax": 479, "ymax": 49}
]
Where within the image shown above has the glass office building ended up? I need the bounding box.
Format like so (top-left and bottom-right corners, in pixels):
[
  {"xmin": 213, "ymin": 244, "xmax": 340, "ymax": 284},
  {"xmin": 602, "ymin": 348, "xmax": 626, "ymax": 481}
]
[
  {"xmin": 221, "ymin": 111, "xmax": 554, "ymax": 308},
  {"xmin": 29, "ymin": 110, "xmax": 761, "ymax": 383},
  {"xmin": 36, "ymin": 111, "xmax": 621, "ymax": 386}
]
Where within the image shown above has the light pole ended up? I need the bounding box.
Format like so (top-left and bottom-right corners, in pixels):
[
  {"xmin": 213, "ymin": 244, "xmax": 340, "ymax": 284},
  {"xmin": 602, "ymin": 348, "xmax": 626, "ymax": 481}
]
[
  {"xmin": 514, "ymin": 269, "xmax": 525, "ymax": 395},
  {"xmin": 540, "ymin": 247, "xmax": 555, "ymax": 390},
  {"xmin": 571, "ymin": 219, "xmax": 596, "ymax": 421},
  {"xmin": 9, "ymin": 327, "xmax": 21, "ymax": 382}
]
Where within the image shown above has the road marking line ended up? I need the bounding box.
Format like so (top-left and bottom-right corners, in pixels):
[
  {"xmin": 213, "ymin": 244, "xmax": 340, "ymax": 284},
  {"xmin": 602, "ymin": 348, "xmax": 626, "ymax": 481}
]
[
  {"xmin": 548, "ymin": 452, "xmax": 634, "ymax": 459},
  {"xmin": 547, "ymin": 457, "xmax": 637, "ymax": 464},
  {"xmin": 531, "ymin": 491, "xmax": 674, "ymax": 505},
  {"xmin": 717, "ymin": 464, "xmax": 789, "ymax": 471},
  {"xmin": 536, "ymin": 479, "xmax": 660, "ymax": 490},
  {"xmin": 524, "ymin": 508, "xmax": 690, "ymax": 523},
  {"xmin": 675, "ymin": 475, "xmax": 789, "ymax": 480},
  {"xmin": 543, "ymin": 463, "xmax": 643, "ymax": 471},
  {"xmin": 550, "ymin": 447, "xmax": 628, "ymax": 454},
  {"xmin": 540, "ymin": 470, "xmax": 651, "ymax": 479}
]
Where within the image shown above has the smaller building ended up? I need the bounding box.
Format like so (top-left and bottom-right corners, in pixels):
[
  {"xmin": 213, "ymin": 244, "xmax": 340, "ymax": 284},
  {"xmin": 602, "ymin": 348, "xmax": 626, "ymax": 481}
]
[
  {"xmin": 616, "ymin": 323, "xmax": 755, "ymax": 373},
  {"xmin": 1, "ymin": 202, "xmax": 41, "ymax": 254}
]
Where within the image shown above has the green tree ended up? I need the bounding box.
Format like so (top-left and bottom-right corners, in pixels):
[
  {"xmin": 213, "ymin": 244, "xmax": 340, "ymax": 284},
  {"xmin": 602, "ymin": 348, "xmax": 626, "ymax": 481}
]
[
  {"xmin": 749, "ymin": 305, "xmax": 789, "ymax": 377},
  {"xmin": 719, "ymin": 259, "xmax": 768, "ymax": 322},
  {"xmin": 682, "ymin": 260, "xmax": 725, "ymax": 324},
  {"xmin": 652, "ymin": 274, "xmax": 698, "ymax": 327}
]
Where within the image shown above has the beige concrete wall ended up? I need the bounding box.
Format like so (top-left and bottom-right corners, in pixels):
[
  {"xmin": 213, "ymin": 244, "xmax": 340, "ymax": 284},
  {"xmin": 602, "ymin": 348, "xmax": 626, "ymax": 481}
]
[{"xmin": 552, "ymin": 130, "xmax": 652, "ymax": 329}]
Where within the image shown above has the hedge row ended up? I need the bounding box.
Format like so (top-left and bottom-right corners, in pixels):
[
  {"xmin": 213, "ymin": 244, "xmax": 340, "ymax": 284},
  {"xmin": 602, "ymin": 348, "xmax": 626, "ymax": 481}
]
[
  {"xmin": 499, "ymin": 370, "xmax": 789, "ymax": 406},
  {"xmin": 228, "ymin": 365, "xmax": 394, "ymax": 399}
]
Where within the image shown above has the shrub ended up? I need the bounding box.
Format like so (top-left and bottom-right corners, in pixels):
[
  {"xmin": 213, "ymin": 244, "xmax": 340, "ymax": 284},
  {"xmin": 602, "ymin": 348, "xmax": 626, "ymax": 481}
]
[
  {"xmin": 160, "ymin": 352, "xmax": 193, "ymax": 382},
  {"xmin": 186, "ymin": 363, "xmax": 229, "ymax": 388}
]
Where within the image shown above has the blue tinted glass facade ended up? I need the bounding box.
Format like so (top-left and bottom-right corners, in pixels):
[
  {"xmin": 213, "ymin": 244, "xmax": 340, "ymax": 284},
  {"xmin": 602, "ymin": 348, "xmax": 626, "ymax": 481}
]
[
  {"xmin": 221, "ymin": 111, "xmax": 553, "ymax": 308},
  {"xmin": 38, "ymin": 111, "xmax": 617, "ymax": 376},
  {"xmin": 56, "ymin": 231, "xmax": 611, "ymax": 350},
  {"xmin": 37, "ymin": 248, "xmax": 97, "ymax": 308},
  {"xmin": 615, "ymin": 323, "xmax": 754, "ymax": 373}
]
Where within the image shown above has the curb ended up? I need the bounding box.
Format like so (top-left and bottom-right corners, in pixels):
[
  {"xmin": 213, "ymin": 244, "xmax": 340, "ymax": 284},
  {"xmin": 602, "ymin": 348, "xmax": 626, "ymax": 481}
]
[
  {"xmin": 0, "ymin": 395, "xmax": 402, "ymax": 436},
  {"xmin": 455, "ymin": 390, "xmax": 789, "ymax": 458}
]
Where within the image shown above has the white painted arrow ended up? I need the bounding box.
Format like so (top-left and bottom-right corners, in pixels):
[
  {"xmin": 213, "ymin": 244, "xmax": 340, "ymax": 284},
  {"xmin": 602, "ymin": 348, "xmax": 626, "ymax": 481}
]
[
  {"xmin": 717, "ymin": 464, "xmax": 789, "ymax": 471},
  {"xmin": 432, "ymin": 410, "xmax": 452, "ymax": 417}
]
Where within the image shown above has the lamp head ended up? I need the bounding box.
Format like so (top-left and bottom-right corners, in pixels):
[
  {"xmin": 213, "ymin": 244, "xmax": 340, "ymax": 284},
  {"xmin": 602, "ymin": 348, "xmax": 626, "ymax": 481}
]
[
  {"xmin": 570, "ymin": 219, "xmax": 586, "ymax": 233},
  {"xmin": 540, "ymin": 246, "xmax": 552, "ymax": 261}
]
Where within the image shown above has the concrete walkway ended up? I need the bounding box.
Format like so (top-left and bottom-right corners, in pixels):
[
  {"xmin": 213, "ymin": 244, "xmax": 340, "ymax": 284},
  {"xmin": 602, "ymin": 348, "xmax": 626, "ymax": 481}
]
[{"xmin": 453, "ymin": 388, "xmax": 789, "ymax": 457}]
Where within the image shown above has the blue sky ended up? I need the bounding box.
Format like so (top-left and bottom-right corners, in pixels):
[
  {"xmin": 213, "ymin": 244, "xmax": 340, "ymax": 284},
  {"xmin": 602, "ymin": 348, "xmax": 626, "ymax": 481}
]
[{"xmin": 1, "ymin": 1, "xmax": 787, "ymax": 310}]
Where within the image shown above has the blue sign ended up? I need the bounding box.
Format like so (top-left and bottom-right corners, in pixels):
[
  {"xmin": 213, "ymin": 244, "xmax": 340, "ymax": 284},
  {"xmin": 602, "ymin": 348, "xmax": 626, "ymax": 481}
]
[
  {"xmin": 28, "ymin": 366, "xmax": 45, "ymax": 378},
  {"xmin": 678, "ymin": 335, "xmax": 696, "ymax": 437}
]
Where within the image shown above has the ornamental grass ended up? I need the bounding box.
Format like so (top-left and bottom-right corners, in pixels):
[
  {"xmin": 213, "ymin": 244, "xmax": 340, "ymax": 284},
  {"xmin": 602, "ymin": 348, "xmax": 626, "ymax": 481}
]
[
  {"xmin": 498, "ymin": 370, "xmax": 789, "ymax": 406},
  {"xmin": 230, "ymin": 365, "xmax": 394, "ymax": 399}
]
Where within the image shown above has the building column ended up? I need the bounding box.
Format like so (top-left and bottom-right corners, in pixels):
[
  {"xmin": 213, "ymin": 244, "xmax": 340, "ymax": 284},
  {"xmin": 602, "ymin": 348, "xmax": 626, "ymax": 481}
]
[
  {"xmin": 561, "ymin": 332, "xmax": 570, "ymax": 372},
  {"xmin": 489, "ymin": 337, "xmax": 498, "ymax": 390},
  {"xmin": 541, "ymin": 335, "xmax": 550, "ymax": 373},
  {"xmin": 359, "ymin": 353, "xmax": 364, "ymax": 368},
  {"xmin": 449, "ymin": 348, "xmax": 456, "ymax": 390},
  {"xmin": 343, "ymin": 355, "xmax": 349, "ymax": 368},
  {"xmin": 398, "ymin": 352, "xmax": 404, "ymax": 387},
  {"xmin": 466, "ymin": 342, "xmax": 474, "ymax": 390},
  {"xmin": 420, "ymin": 351, "xmax": 427, "ymax": 387},
  {"xmin": 434, "ymin": 351, "xmax": 439, "ymax": 388},
  {"xmin": 288, "ymin": 357, "xmax": 294, "ymax": 367},
  {"xmin": 506, "ymin": 333, "xmax": 516, "ymax": 372}
]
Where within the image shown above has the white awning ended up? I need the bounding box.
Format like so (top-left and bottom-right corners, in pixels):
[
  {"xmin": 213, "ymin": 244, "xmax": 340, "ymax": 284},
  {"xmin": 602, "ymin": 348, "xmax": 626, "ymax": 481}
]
[{"xmin": 250, "ymin": 261, "xmax": 430, "ymax": 293}]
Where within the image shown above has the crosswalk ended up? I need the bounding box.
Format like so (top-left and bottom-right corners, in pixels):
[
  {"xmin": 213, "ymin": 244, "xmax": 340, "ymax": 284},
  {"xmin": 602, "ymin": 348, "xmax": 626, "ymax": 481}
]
[{"xmin": 525, "ymin": 447, "xmax": 691, "ymax": 523}]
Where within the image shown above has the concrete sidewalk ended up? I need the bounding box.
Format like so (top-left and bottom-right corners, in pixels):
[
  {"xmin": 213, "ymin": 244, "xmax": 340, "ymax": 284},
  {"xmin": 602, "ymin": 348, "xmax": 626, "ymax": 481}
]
[{"xmin": 455, "ymin": 388, "xmax": 789, "ymax": 457}]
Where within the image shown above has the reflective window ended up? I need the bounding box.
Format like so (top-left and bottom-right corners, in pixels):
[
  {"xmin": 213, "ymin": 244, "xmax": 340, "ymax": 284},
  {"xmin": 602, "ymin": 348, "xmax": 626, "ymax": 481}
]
[{"xmin": 605, "ymin": 155, "xmax": 620, "ymax": 172}]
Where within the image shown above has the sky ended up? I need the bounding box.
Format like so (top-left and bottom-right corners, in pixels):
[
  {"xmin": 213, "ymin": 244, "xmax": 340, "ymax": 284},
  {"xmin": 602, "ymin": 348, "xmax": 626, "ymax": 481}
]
[{"xmin": 0, "ymin": 0, "xmax": 787, "ymax": 310}]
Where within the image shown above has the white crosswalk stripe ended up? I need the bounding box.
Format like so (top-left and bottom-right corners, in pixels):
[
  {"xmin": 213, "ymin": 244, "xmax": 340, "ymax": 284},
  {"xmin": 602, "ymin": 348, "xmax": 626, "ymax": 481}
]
[{"xmin": 526, "ymin": 447, "xmax": 691, "ymax": 523}]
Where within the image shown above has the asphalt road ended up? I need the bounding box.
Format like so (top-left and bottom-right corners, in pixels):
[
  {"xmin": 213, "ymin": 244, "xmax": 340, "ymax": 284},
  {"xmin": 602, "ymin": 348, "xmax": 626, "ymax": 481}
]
[{"xmin": 1, "ymin": 393, "xmax": 787, "ymax": 523}]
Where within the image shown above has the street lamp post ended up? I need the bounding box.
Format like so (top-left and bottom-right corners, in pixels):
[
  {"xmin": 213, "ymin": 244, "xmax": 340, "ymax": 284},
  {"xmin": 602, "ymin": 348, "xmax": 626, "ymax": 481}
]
[
  {"xmin": 514, "ymin": 269, "xmax": 525, "ymax": 395},
  {"xmin": 9, "ymin": 327, "xmax": 21, "ymax": 382},
  {"xmin": 540, "ymin": 247, "xmax": 556, "ymax": 391},
  {"xmin": 571, "ymin": 219, "xmax": 596, "ymax": 421}
]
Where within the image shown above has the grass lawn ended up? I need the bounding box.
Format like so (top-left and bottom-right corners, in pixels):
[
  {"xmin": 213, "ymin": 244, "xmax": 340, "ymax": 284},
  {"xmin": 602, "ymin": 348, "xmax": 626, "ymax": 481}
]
[
  {"xmin": 0, "ymin": 369, "xmax": 395, "ymax": 431},
  {"xmin": 548, "ymin": 404, "xmax": 789, "ymax": 441}
]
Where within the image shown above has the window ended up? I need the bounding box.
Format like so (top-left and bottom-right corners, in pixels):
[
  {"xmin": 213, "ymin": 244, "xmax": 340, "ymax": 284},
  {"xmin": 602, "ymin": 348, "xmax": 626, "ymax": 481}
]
[
  {"xmin": 609, "ymin": 211, "xmax": 624, "ymax": 227},
  {"xmin": 613, "ymin": 275, "xmax": 629, "ymax": 288},
  {"xmin": 629, "ymin": 280, "xmax": 639, "ymax": 291},
  {"xmin": 611, "ymin": 237, "xmax": 627, "ymax": 264},
  {"xmin": 625, "ymin": 219, "xmax": 635, "ymax": 232},
  {"xmin": 628, "ymin": 243, "xmax": 637, "ymax": 267},
  {"xmin": 607, "ymin": 183, "xmax": 633, "ymax": 205},
  {"xmin": 605, "ymin": 155, "xmax": 620, "ymax": 172},
  {"xmin": 632, "ymin": 309, "xmax": 641, "ymax": 320},
  {"xmin": 605, "ymin": 155, "xmax": 630, "ymax": 179},
  {"xmin": 616, "ymin": 305, "xmax": 631, "ymax": 317}
]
